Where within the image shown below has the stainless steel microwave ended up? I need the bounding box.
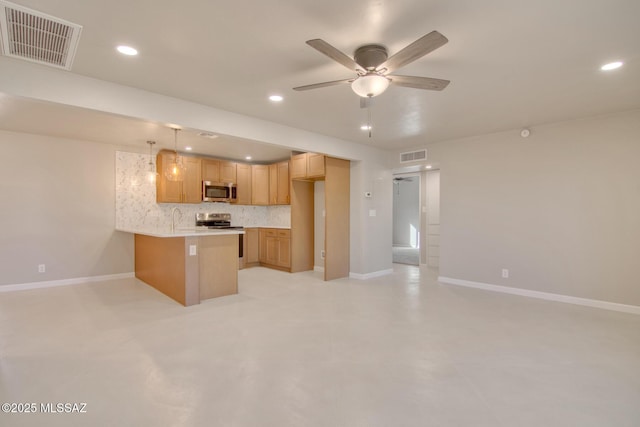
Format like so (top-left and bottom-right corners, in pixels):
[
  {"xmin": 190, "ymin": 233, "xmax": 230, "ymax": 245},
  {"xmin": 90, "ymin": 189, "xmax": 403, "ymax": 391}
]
[{"xmin": 202, "ymin": 181, "xmax": 237, "ymax": 202}]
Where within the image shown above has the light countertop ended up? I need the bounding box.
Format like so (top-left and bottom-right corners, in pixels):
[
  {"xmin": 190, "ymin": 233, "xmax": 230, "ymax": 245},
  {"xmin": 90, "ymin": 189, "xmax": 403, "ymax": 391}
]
[
  {"xmin": 243, "ymin": 226, "xmax": 291, "ymax": 229},
  {"xmin": 116, "ymin": 227, "xmax": 245, "ymax": 238}
]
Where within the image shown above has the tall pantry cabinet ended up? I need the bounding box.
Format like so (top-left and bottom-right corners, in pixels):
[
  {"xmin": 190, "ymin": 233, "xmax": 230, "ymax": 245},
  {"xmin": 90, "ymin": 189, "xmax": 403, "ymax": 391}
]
[{"xmin": 290, "ymin": 153, "xmax": 350, "ymax": 281}]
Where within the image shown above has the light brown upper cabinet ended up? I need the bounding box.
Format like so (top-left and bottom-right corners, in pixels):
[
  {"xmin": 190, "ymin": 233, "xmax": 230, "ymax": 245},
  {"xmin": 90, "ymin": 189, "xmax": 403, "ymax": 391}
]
[
  {"xmin": 202, "ymin": 159, "xmax": 236, "ymax": 184},
  {"xmin": 156, "ymin": 150, "xmax": 202, "ymax": 204},
  {"xmin": 307, "ymin": 153, "xmax": 325, "ymax": 178},
  {"xmin": 182, "ymin": 157, "xmax": 203, "ymax": 203},
  {"xmin": 290, "ymin": 152, "xmax": 325, "ymax": 180},
  {"xmin": 269, "ymin": 161, "xmax": 290, "ymax": 205},
  {"xmin": 157, "ymin": 151, "xmax": 286, "ymax": 206},
  {"xmin": 269, "ymin": 164, "xmax": 278, "ymax": 205},
  {"xmin": 251, "ymin": 165, "xmax": 270, "ymax": 205},
  {"xmin": 156, "ymin": 151, "xmax": 182, "ymax": 203},
  {"xmin": 201, "ymin": 158, "xmax": 220, "ymax": 182},
  {"xmin": 290, "ymin": 153, "xmax": 307, "ymax": 179},
  {"xmin": 235, "ymin": 163, "xmax": 252, "ymax": 205},
  {"xmin": 220, "ymin": 161, "xmax": 237, "ymax": 184},
  {"xmin": 277, "ymin": 161, "xmax": 290, "ymax": 204}
]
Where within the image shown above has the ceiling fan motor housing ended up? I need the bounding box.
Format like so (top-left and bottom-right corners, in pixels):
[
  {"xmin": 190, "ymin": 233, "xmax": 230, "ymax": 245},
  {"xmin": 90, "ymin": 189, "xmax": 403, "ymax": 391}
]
[{"xmin": 354, "ymin": 44, "xmax": 388, "ymax": 70}]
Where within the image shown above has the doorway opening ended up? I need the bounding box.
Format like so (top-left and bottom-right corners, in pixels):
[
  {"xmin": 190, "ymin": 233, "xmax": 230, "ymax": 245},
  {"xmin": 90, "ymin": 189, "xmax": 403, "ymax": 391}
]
[
  {"xmin": 391, "ymin": 169, "xmax": 440, "ymax": 268},
  {"xmin": 392, "ymin": 174, "xmax": 420, "ymax": 265}
]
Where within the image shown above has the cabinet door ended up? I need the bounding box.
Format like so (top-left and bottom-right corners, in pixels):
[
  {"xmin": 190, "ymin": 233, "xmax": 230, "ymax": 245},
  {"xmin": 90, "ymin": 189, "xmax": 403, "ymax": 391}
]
[
  {"xmin": 277, "ymin": 230, "xmax": 291, "ymax": 268},
  {"xmin": 265, "ymin": 236, "xmax": 279, "ymax": 265},
  {"xmin": 182, "ymin": 156, "xmax": 202, "ymax": 203},
  {"xmin": 269, "ymin": 163, "xmax": 278, "ymax": 205},
  {"xmin": 251, "ymin": 165, "xmax": 270, "ymax": 205},
  {"xmin": 290, "ymin": 153, "xmax": 307, "ymax": 179},
  {"xmin": 236, "ymin": 163, "xmax": 252, "ymax": 205},
  {"xmin": 246, "ymin": 228, "xmax": 260, "ymax": 264},
  {"xmin": 307, "ymin": 153, "xmax": 325, "ymax": 178},
  {"xmin": 201, "ymin": 159, "xmax": 220, "ymax": 182},
  {"xmin": 277, "ymin": 161, "xmax": 290, "ymax": 205},
  {"xmin": 156, "ymin": 151, "xmax": 183, "ymax": 203},
  {"xmin": 220, "ymin": 161, "xmax": 237, "ymax": 184},
  {"xmin": 258, "ymin": 228, "xmax": 268, "ymax": 263}
]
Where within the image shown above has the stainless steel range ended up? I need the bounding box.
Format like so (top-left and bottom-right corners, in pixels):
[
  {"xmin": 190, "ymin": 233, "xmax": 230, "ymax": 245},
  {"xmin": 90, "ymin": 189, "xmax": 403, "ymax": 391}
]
[
  {"xmin": 195, "ymin": 213, "xmax": 244, "ymax": 259},
  {"xmin": 195, "ymin": 213, "xmax": 243, "ymax": 230}
]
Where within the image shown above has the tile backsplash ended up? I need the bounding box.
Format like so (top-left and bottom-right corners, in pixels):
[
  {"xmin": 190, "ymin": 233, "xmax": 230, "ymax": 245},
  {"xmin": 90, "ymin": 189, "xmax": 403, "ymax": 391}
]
[{"xmin": 115, "ymin": 151, "xmax": 290, "ymax": 231}]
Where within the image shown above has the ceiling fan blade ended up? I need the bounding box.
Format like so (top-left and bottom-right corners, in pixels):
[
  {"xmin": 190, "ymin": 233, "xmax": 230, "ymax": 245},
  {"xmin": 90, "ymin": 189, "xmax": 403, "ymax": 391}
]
[
  {"xmin": 306, "ymin": 39, "xmax": 364, "ymax": 72},
  {"xmin": 293, "ymin": 79, "xmax": 353, "ymax": 91},
  {"xmin": 380, "ymin": 31, "xmax": 448, "ymax": 73},
  {"xmin": 389, "ymin": 75, "xmax": 450, "ymax": 91}
]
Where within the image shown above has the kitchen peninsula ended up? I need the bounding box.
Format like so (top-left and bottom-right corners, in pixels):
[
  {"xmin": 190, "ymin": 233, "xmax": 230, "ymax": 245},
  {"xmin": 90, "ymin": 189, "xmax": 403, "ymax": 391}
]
[{"xmin": 117, "ymin": 227, "xmax": 243, "ymax": 306}]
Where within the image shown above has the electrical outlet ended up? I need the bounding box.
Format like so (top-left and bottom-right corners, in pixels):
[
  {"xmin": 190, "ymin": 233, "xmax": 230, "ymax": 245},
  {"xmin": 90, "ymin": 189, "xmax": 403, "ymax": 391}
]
[
  {"xmin": 189, "ymin": 245, "xmax": 197, "ymax": 256},
  {"xmin": 321, "ymin": 250, "xmax": 325, "ymax": 259},
  {"xmin": 501, "ymin": 269, "xmax": 509, "ymax": 278},
  {"xmin": 38, "ymin": 264, "xmax": 45, "ymax": 273}
]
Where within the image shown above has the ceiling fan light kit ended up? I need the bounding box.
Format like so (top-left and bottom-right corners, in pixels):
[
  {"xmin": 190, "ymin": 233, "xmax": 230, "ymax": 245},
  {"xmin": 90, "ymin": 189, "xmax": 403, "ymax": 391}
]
[
  {"xmin": 293, "ymin": 30, "xmax": 450, "ymax": 98},
  {"xmin": 351, "ymin": 74, "xmax": 390, "ymax": 98}
]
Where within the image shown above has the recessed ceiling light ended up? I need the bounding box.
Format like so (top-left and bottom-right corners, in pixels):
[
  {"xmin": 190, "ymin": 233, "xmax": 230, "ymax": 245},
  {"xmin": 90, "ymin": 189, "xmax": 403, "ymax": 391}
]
[
  {"xmin": 245, "ymin": 156, "xmax": 252, "ymax": 160},
  {"xmin": 601, "ymin": 61, "xmax": 623, "ymax": 71},
  {"xmin": 269, "ymin": 95, "xmax": 283, "ymax": 102},
  {"xmin": 360, "ymin": 125, "xmax": 372, "ymax": 131},
  {"xmin": 116, "ymin": 45, "xmax": 138, "ymax": 56},
  {"xmin": 425, "ymin": 165, "xmax": 432, "ymax": 169},
  {"xmin": 185, "ymin": 146, "xmax": 192, "ymax": 151}
]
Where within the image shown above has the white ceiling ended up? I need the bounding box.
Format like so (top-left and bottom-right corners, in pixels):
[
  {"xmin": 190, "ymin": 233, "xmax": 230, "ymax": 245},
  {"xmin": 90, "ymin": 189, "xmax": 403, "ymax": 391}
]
[
  {"xmin": 0, "ymin": 94, "xmax": 295, "ymax": 162},
  {"xmin": 0, "ymin": 0, "xmax": 639, "ymax": 159}
]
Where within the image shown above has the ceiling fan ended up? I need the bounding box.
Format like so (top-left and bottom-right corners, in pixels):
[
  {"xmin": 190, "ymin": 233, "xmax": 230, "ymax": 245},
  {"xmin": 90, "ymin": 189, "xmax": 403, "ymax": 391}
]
[{"xmin": 293, "ymin": 31, "xmax": 450, "ymax": 98}]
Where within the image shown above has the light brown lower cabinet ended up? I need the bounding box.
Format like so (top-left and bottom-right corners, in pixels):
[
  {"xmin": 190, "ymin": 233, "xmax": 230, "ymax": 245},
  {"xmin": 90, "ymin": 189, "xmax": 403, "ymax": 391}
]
[
  {"xmin": 256, "ymin": 228, "xmax": 291, "ymax": 271},
  {"xmin": 244, "ymin": 228, "xmax": 260, "ymax": 267}
]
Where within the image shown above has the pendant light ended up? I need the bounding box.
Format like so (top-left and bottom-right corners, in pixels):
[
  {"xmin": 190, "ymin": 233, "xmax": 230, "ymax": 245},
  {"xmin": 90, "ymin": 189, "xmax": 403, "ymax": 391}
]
[
  {"xmin": 164, "ymin": 128, "xmax": 186, "ymax": 182},
  {"xmin": 146, "ymin": 140, "xmax": 157, "ymax": 183}
]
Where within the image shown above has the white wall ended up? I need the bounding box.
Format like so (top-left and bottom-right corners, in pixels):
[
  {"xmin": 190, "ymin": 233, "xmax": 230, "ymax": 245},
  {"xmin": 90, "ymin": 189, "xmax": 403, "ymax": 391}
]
[
  {"xmin": 395, "ymin": 109, "xmax": 640, "ymax": 306},
  {"xmin": 0, "ymin": 130, "xmax": 133, "ymax": 286},
  {"xmin": 350, "ymin": 160, "xmax": 394, "ymax": 276},
  {"xmin": 423, "ymin": 170, "xmax": 440, "ymax": 267}
]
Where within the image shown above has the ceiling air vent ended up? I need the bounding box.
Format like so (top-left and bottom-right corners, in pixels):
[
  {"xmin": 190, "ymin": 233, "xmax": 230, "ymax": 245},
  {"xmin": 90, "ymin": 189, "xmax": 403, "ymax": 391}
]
[
  {"xmin": 0, "ymin": 0, "xmax": 82, "ymax": 70},
  {"xmin": 399, "ymin": 149, "xmax": 427, "ymax": 163}
]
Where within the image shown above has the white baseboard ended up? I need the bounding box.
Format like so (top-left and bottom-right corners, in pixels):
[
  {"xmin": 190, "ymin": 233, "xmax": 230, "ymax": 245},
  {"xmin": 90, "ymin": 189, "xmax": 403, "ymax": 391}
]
[
  {"xmin": 350, "ymin": 269, "xmax": 394, "ymax": 280},
  {"xmin": 314, "ymin": 266, "xmax": 325, "ymax": 272},
  {"xmin": 0, "ymin": 272, "xmax": 135, "ymax": 293},
  {"xmin": 438, "ymin": 276, "xmax": 640, "ymax": 315}
]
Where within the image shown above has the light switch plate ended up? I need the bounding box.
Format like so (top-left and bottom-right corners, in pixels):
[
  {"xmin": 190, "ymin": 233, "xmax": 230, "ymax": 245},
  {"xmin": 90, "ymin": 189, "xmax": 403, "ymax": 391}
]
[
  {"xmin": 189, "ymin": 245, "xmax": 197, "ymax": 256},
  {"xmin": 369, "ymin": 209, "xmax": 376, "ymax": 217}
]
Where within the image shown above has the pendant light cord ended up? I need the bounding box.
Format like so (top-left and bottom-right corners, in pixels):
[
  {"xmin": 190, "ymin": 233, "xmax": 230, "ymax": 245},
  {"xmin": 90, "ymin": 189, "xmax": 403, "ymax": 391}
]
[
  {"xmin": 173, "ymin": 128, "xmax": 179, "ymax": 161},
  {"xmin": 368, "ymin": 104, "xmax": 372, "ymax": 138}
]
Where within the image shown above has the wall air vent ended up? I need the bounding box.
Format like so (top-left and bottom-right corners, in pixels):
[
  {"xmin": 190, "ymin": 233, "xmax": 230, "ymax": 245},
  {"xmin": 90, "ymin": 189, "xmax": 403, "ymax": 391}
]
[
  {"xmin": 399, "ymin": 149, "xmax": 427, "ymax": 163},
  {"xmin": 0, "ymin": 0, "xmax": 82, "ymax": 70}
]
